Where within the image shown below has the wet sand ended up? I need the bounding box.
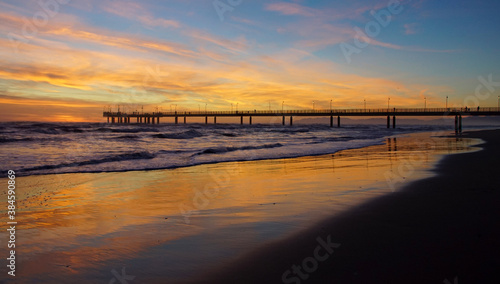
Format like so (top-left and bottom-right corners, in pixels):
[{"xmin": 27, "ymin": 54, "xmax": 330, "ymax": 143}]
[
  {"xmin": 199, "ymin": 129, "xmax": 500, "ymax": 284},
  {"xmin": 0, "ymin": 130, "xmax": 488, "ymax": 283}
]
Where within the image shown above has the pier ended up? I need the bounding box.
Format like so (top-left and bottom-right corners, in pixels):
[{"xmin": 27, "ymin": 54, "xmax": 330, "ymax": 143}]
[{"xmin": 103, "ymin": 107, "xmax": 500, "ymax": 132}]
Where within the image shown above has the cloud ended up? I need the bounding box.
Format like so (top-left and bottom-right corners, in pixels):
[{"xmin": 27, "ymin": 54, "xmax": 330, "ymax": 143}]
[
  {"xmin": 0, "ymin": 1, "xmax": 461, "ymax": 122},
  {"xmin": 47, "ymin": 27, "xmax": 196, "ymax": 57},
  {"xmin": 367, "ymin": 38, "xmax": 459, "ymax": 53},
  {"xmin": 185, "ymin": 28, "xmax": 249, "ymax": 55},
  {"xmin": 100, "ymin": 0, "xmax": 180, "ymax": 29},
  {"xmin": 404, "ymin": 23, "xmax": 419, "ymax": 35},
  {"xmin": 265, "ymin": 2, "xmax": 318, "ymax": 17}
]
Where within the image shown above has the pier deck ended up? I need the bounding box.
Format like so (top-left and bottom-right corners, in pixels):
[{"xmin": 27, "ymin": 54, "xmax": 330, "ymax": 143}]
[{"xmin": 103, "ymin": 107, "xmax": 500, "ymax": 131}]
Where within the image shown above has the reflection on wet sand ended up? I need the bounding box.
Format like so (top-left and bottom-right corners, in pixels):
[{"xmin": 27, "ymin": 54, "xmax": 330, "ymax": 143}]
[{"xmin": 0, "ymin": 132, "xmax": 482, "ymax": 283}]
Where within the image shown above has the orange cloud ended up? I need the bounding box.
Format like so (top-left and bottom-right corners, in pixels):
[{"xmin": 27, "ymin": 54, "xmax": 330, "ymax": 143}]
[{"xmin": 0, "ymin": 4, "xmax": 456, "ymax": 122}]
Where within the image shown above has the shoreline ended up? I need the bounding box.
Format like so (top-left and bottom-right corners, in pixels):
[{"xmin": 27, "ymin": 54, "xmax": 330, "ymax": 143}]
[
  {"xmin": 6, "ymin": 138, "xmax": 385, "ymax": 178},
  {"xmin": 8, "ymin": 125, "xmax": 490, "ymax": 178},
  {"xmin": 0, "ymin": 129, "xmax": 492, "ymax": 283},
  {"xmin": 196, "ymin": 129, "xmax": 500, "ymax": 284}
]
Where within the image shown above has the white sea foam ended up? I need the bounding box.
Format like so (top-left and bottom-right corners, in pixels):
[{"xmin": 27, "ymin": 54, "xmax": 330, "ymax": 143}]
[{"xmin": 0, "ymin": 122, "xmax": 455, "ymax": 176}]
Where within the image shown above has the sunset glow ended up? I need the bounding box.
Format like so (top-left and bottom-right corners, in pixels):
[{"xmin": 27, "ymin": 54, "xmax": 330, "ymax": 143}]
[{"xmin": 1, "ymin": 0, "xmax": 499, "ymax": 122}]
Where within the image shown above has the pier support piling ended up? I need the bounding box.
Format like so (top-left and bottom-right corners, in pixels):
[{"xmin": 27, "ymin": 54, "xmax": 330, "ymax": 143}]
[
  {"xmin": 103, "ymin": 108, "xmax": 490, "ymax": 128},
  {"xmin": 459, "ymin": 115, "xmax": 462, "ymax": 133}
]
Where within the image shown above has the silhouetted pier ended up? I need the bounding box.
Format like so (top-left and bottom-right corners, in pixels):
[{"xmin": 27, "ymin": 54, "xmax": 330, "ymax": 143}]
[{"xmin": 103, "ymin": 107, "xmax": 500, "ymax": 132}]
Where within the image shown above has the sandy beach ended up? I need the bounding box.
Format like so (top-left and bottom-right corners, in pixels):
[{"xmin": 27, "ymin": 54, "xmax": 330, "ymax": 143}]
[
  {"xmin": 1, "ymin": 129, "xmax": 493, "ymax": 283},
  {"xmin": 198, "ymin": 129, "xmax": 500, "ymax": 284}
]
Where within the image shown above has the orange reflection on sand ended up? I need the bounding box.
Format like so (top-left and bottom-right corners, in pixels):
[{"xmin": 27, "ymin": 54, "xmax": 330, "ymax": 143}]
[{"xmin": 0, "ymin": 132, "xmax": 482, "ymax": 282}]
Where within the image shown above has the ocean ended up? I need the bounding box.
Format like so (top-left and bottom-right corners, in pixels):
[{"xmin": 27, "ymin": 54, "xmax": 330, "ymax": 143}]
[
  {"xmin": 0, "ymin": 122, "xmax": 487, "ymax": 283},
  {"xmin": 0, "ymin": 122, "xmax": 455, "ymax": 177}
]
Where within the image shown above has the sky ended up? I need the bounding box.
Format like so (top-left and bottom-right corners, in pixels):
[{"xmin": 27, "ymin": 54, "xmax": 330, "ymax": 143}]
[{"xmin": 0, "ymin": 0, "xmax": 500, "ymax": 122}]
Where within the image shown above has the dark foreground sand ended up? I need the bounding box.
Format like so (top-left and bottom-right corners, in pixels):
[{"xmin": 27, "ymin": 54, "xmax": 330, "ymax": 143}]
[{"xmin": 200, "ymin": 129, "xmax": 500, "ymax": 284}]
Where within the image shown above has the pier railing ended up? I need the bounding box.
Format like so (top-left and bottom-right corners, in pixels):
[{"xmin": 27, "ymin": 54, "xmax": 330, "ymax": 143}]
[
  {"xmin": 103, "ymin": 107, "xmax": 500, "ymax": 131},
  {"xmin": 103, "ymin": 107, "xmax": 500, "ymax": 117}
]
